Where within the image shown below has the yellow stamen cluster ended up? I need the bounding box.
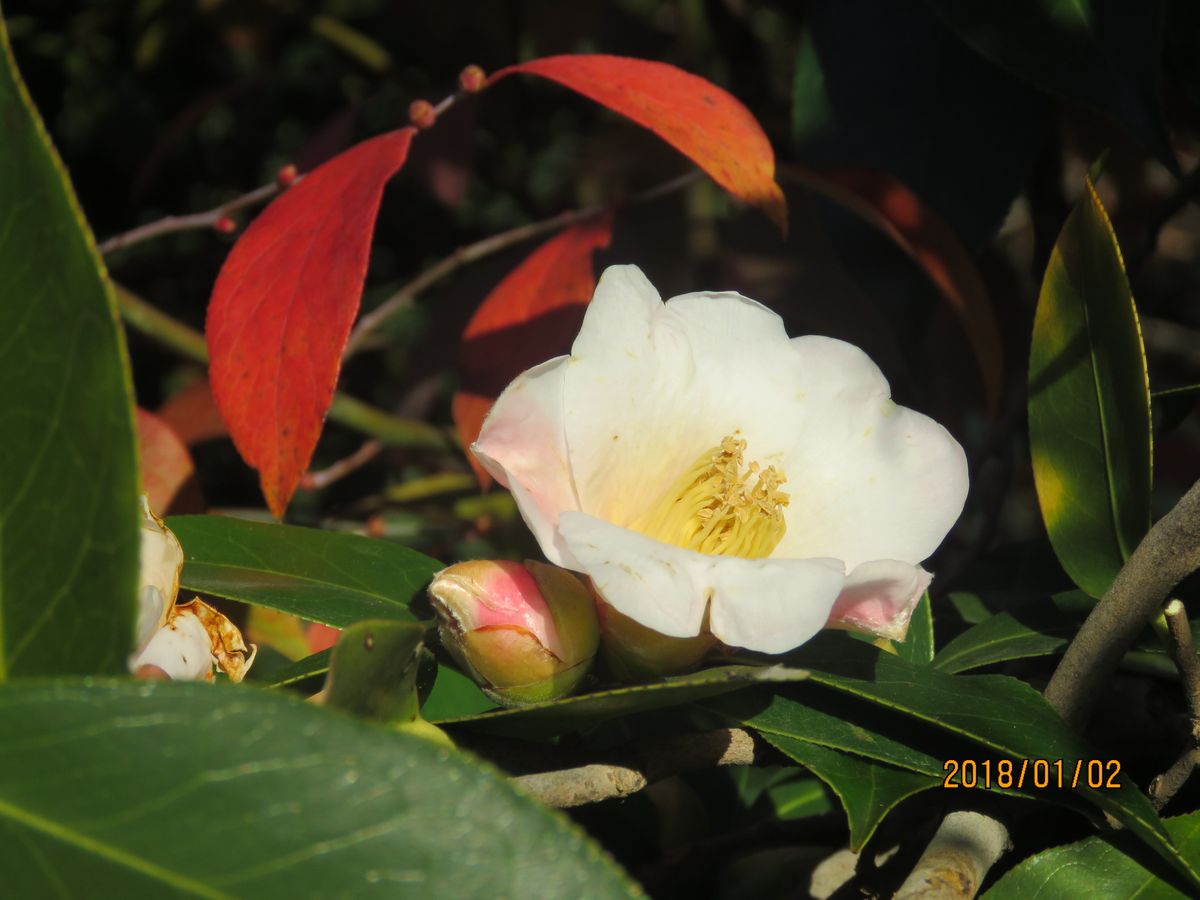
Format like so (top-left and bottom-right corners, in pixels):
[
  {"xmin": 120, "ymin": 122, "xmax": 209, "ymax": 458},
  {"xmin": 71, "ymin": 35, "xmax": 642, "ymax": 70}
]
[{"xmin": 632, "ymin": 434, "xmax": 789, "ymax": 559}]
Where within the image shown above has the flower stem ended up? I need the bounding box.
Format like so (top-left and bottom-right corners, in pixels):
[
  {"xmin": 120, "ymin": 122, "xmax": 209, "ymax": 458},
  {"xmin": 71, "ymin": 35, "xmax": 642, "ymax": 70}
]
[
  {"xmin": 113, "ymin": 282, "xmax": 448, "ymax": 449},
  {"xmin": 342, "ymin": 170, "xmax": 700, "ymax": 357}
]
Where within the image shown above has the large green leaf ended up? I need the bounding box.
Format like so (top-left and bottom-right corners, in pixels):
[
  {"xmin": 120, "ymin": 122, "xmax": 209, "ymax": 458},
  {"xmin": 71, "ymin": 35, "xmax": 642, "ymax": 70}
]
[
  {"xmin": 0, "ymin": 680, "xmax": 639, "ymax": 898},
  {"xmin": 932, "ymin": 591, "xmax": 1094, "ymax": 674},
  {"xmin": 780, "ymin": 636, "xmax": 1198, "ymax": 888},
  {"xmin": 924, "ymin": 0, "xmax": 1176, "ymax": 170},
  {"xmin": 983, "ymin": 810, "xmax": 1200, "ymax": 899},
  {"xmin": 0, "ymin": 14, "xmax": 139, "ymax": 679},
  {"xmin": 1028, "ymin": 174, "xmax": 1151, "ymax": 598},
  {"xmin": 763, "ymin": 733, "xmax": 938, "ymax": 851},
  {"xmin": 433, "ymin": 665, "xmax": 810, "ymax": 738},
  {"xmin": 167, "ymin": 516, "xmax": 441, "ymax": 627}
]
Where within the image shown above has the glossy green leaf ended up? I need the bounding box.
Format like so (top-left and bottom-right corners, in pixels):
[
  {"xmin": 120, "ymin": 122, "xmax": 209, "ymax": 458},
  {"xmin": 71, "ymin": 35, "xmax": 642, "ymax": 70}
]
[
  {"xmin": 432, "ymin": 665, "xmax": 810, "ymax": 738},
  {"xmin": 983, "ymin": 810, "xmax": 1200, "ymax": 899},
  {"xmin": 1028, "ymin": 175, "xmax": 1151, "ymax": 598},
  {"xmin": 325, "ymin": 620, "xmax": 426, "ymax": 725},
  {"xmin": 924, "ymin": 0, "xmax": 1176, "ymax": 170},
  {"xmin": 895, "ymin": 591, "xmax": 935, "ymax": 665},
  {"xmin": 420, "ymin": 662, "xmax": 495, "ymax": 720},
  {"xmin": 167, "ymin": 516, "xmax": 441, "ymax": 627},
  {"xmin": 0, "ymin": 16, "xmax": 139, "ymax": 679},
  {"xmin": 780, "ymin": 635, "xmax": 1197, "ymax": 888},
  {"xmin": 266, "ymin": 647, "xmax": 330, "ymax": 689},
  {"xmin": 0, "ymin": 680, "xmax": 639, "ymax": 898},
  {"xmin": 763, "ymin": 733, "xmax": 938, "ymax": 851},
  {"xmin": 933, "ymin": 591, "xmax": 1094, "ymax": 674}
]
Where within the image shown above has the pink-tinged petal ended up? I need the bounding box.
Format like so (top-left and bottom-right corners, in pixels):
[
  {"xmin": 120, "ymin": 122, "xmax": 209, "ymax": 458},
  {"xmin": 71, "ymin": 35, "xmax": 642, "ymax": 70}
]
[
  {"xmin": 559, "ymin": 512, "xmax": 846, "ymax": 654},
  {"xmin": 826, "ymin": 559, "xmax": 933, "ymax": 641},
  {"xmin": 431, "ymin": 560, "xmax": 560, "ymax": 656},
  {"xmin": 774, "ymin": 336, "xmax": 969, "ymax": 570},
  {"xmin": 473, "ymin": 357, "xmax": 579, "ymax": 566}
]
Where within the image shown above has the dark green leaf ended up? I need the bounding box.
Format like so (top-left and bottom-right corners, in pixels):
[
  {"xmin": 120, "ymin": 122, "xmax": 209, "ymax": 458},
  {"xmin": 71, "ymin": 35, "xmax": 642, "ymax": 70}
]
[
  {"xmin": 420, "ymin": 662, "xmax": 495, "ymax": 720},
  {"xmin": 895, "ymin": 592, "xmax": 935, "ymax": 665},
  {"xmin": 167, "ymin": 516, "xmax": 441, "ymax": 627},
  {"xmin": 0, "ymin": 16, "xmax": 139, "ymax": 679},
  {"xmin": 0, "ymin": 680, "xmax": 639, "ymax": 898},
  {"xmin": 983, "ymin": 810, "xmax": 1200, "ymax": 899},
  {"xmin": 325, "ymin": 620, "xmax": 426, "ymax": 725},
  {"xmin": 924, "ymin": 0, "xmax": 1176, "ymax": 170},
  {"xmin": 433, "ymin": 665, "xmax": 810, "ymax": 738},
  {"xmin": 785, "ymin": 636, "xmax": 1196, "ymax": 888},
  {"xmin": 932, "ymin": 591, "xmax": 1094, "ymax": 673},
  {"xmin": 1028, "ymin": 175, "xmax": 1151, "ymax": 598},
  {"xmin": 266, "ymin": 648, "xmax": 330, "ymax": 689},
  {"xmin": 763, "ymin": 734, "xmax": 938, "ymax": 850}
]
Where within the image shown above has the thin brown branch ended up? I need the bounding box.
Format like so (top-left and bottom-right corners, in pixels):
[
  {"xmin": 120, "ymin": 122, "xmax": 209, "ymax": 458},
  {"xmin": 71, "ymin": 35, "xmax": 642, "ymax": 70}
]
[
  {"xmin": 1150, "ymin": 747, "xmax": 1200, "ymax": 811},
  {"xmin": 300, "ymin": 440, "xmax": 383, "ymax": 491},
  {"xmin": 511, "ymin": 727, "xmax": 760, "ymax": 808},
  {"xmin": 1163, "ymin": 599, "xmax": 1200, "ymax": 738},
  {"xmin": 98, "ymin": 181, "xmax": 284, "ymax": 255},
  {"xmin": 342, "ymin": 170, "xmax": 701, "ymax": 357}
]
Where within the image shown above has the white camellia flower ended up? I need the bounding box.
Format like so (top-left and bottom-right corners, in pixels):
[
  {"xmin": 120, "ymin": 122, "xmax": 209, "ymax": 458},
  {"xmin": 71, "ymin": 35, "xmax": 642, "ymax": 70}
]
[{"xmin": 473, "ymin": 265, "xmax": 968, "ymax": 655}]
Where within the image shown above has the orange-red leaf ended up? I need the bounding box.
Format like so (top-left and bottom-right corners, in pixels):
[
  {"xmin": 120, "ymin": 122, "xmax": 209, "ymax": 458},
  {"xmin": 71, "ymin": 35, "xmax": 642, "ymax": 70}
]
[
  {"xmin": 158, "ymin": 377, "xmax": 227, "ymax": 446},
  {"xmin": 782, "ymin": 164, "xmax": 1003, "ymax": 414},
  {"xmin": 136, "ymin": 407, "xmax": 195, "ymax": 512},
  {"xmin": 491, "ymin": 56, "xmax": 786, "ymax": 232},
  {"xmin": 207, "ymin": 129, "xmax": 415, "ymax": 517},
  {"xmin": 453, "ymin": 214, "xmax": 614, "ymax": 486}
]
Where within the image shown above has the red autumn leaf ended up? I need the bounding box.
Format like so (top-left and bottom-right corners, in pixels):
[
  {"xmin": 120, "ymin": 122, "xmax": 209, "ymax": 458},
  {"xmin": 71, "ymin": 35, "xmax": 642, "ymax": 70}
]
[
  {"xmin": 136, "ymin": 408, "xmax": 195, "ymax": 512},
  {"xmin": 207, "ymin": 128, "xmax": 415, "ymax": 517},
  {"xmin": 781, "ymin": 164, "xmax": 1003, "ymax": 414},
  {"xmin": 453, "ymin": 213, "xmax": 614, "ymax": 486},
  {"xmin": 491, "ymin": 56, "xmax": 786, "ymax": 232},
  {"xmin": 157, "ymin": 377, "xmax": 228, "ymax": 446}
]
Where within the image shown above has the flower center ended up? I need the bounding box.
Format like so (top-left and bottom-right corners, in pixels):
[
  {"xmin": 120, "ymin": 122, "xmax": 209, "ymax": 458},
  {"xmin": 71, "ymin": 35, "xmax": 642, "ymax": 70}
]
[{"xmin": 631, "ymin": 433, "xmax": 789, "ymax": 559}]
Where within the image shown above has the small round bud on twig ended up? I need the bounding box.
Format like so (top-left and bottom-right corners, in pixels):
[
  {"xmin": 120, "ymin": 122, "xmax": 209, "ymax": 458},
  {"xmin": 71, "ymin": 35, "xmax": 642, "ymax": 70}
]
[
  {"xmin": 214, "ymin": 216, "xmax": 238, "ymax": 235},
  {"xmin": 458, "ymin": 65, "xmax": 486, "ymax": 93},
  {"xmin": 408, "ymin": 99, "xmax": 437, "ymax": 130},
  {"xmin": 276, "ymin": 164, "xmax": 298, "ymax": 188}
]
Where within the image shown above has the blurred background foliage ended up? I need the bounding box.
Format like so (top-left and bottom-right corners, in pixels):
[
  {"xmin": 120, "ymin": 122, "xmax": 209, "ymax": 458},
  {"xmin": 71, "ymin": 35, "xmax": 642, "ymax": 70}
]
[{"xmin": 8, "ymin": 1, "xmax": 1200, "ymax": 892}]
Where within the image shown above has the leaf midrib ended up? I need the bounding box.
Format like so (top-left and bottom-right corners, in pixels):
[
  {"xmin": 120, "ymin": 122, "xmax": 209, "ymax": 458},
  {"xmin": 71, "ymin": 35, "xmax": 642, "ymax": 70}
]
[{"xmin": 0, "ymin": 795, "xmax": 229, "ymax": 898}]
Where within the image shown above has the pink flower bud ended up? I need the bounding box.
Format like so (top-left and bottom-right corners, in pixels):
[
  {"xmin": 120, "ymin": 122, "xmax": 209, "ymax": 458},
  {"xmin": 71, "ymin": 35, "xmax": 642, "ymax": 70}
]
[
  {"xmin": 458, "ymin": 65, "xmax": 486, "ymax": 93},
  {"xmin": 429, "ymin": 560, "xmax": 599, "ymax": 706},
  {"xmin": 408, "ymin": 99, "xmax": 437, "ymax": 130},
  {"xmin": 214, "ymin": 215, "xmax": 237, "ymax": 235}
]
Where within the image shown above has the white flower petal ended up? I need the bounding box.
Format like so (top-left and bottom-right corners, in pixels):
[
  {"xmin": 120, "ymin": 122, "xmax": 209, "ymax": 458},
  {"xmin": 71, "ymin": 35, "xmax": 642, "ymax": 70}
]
[
  {"xmin": 473, "ymin": 356, "xmax": 579, "ymax": 566},
  {"xmin": 826, "ymin": 559, "xmax": 933, "ymax": 641},
  {"xmin": 129, "ymin": 610, "xmax": 214, "ymax": 681},
  {"xmin": 559, "ymin": 512, "xmax": 846, "ymax": 654},
  {"xmin": 559, "ymin": 512, "xmax": 710, "ymax": 638},
  {"xmin": 563, "ymin": 267, "xmax": 810, "ymax": 527},
  {"xmin": 773, "ymin": 336, "xmax": 969, "ymax": 570},
  {"xmin": 704, "ymin": 555, "xmax": 846, "ymax": 654}
]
